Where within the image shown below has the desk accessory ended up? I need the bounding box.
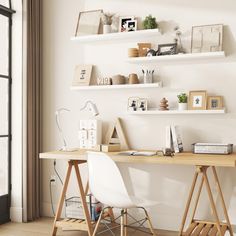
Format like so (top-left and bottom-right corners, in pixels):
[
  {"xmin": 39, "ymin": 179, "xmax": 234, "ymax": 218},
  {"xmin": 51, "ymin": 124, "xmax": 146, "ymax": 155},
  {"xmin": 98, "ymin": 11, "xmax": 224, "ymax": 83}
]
[
  {"xmin": 73, "ymin": 64, "xmax": 93, "ymax": 86},
  {"xmin": 137, "ymin": 43, "xmax": 151, "ymax": 57},
  {"xmin": 95, "ymin": 144, "xmax": 120, "ymax": 152},
  {"xmin": 78, "ymin": 120, "xmax": 102, "ymax": 149},
  {"xmin": 166, "ymin": 125, "xmax": 183, "ymax": 153},
  {"xmin": 128, "ymin": 48, "xmax": 139, "ymax": 57},
  {"xmin": 192, "ymin": 143, "xmax": 233, "ymax": 154},
  {"xmin": 105, "ymin": 117, "xmax": 130, "ymax": 150},
  {"xmin": 128, "ymin": 73, "xmax": 139, "ymax": 84},
  {"xmin": 142, "ymin": 69, "xmax": 154, "ymax": 83},
  {"xmin": 55, "ymin": 108, "xmax": 71, "ymax": 151},
  {"xmin": 111, "ymin": 74, "xmax": 126, "ymax": 85},
  {"xmin": 159, "ymin": 98, "xmax": 169, "ymax": 111},
  {"xmin": 80, "ymin": 100, "xmax": 99, "ymax": 116}
]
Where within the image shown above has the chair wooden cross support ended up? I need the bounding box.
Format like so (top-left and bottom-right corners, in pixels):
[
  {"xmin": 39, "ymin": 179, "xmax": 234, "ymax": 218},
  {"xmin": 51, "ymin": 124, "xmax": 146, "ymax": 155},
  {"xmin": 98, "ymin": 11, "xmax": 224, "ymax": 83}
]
[{"xmin": 178, "ymin": 166, "xmax": 234, "ymax": 236}]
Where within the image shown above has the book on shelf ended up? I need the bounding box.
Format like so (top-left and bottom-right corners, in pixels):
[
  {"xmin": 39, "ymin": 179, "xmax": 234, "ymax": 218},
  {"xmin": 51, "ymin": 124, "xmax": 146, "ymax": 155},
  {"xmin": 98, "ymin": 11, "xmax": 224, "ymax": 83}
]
[
  {"xmin": 117, "ymin": 150, "xmax": 157, "ymax": 156},
  {"xmin": 166, "ymin": 125, "xmax": 184, "ymax": 153}
]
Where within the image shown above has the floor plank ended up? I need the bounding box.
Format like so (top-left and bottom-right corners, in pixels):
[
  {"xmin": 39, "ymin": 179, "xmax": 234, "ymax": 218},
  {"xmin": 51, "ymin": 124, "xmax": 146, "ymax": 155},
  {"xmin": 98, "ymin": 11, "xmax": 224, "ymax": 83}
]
[{"xmin": 0, "ymin": 217, "xmax": 178, "ymax": 236}]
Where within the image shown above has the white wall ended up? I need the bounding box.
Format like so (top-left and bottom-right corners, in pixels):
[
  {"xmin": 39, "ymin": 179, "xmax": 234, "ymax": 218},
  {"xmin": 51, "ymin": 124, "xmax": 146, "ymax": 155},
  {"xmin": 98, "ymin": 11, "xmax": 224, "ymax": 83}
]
[
  {"xmin": 10, "ymin": 0, "xmax": 23, "ymax": 222},
  {"xmin": 41, "ymin": 0, "xmax": 236, "ymax": 231}
]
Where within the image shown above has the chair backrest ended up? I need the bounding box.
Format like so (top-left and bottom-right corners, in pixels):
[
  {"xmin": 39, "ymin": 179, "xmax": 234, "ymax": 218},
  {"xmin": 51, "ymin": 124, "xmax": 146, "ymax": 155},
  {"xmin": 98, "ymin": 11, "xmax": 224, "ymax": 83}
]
[{"xmin": 87, "ymin": 151, "xmax": 133, "ymax": 208}]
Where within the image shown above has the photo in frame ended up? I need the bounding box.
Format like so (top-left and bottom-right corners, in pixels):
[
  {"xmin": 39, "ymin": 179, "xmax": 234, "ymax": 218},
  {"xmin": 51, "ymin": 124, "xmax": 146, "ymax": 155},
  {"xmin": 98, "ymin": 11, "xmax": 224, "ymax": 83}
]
[
  {"xmin": 119, "ymin": 16, "xmax": 134, "ymax": 32},
  {"xmin": 126, "ymin": 20, "xmax": 137, "ymax": 32},
  {"xmin": 72, "ymin": 65, "xmax": 93, "ymax": 86},
  {"xmin": 188, "ymin": 90, "xmax": 207, "ymax": 110},
  {"xmin": 157, "ymin": 43, "xmax": 177, "ymax": 56},
  {"xmin": 207, "ymin": 96, "xmax": 223, "ymax": 110},
  {"xmin": 75, "ymin": 10, "xmax": 103, "ymax": 36}
]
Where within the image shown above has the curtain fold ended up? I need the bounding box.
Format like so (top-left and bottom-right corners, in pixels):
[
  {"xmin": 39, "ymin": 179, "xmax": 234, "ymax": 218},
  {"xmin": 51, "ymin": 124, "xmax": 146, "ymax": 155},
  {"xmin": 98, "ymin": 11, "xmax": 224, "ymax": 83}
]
[{"xmin": 26, "ymin": 0, "xmax": 41, "ymax": 221}]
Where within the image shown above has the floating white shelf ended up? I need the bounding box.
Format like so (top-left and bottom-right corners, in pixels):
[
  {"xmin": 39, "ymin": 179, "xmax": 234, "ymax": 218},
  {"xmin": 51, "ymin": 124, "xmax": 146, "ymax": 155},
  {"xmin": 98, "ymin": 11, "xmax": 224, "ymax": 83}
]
[
  {"xmin": 126, "ymin": 51, "xmax": 226, "ymax": 64},
  {"xmin": 71, "ymin": 82, "xmax": 162, "ymax": 91},
  {"xmin": 71, "ymin": 29, "xmax": 160, "ymax": 44},
  {"xmin": 128, "ymin": 109, "xmax": 226, "ymax": 115}
]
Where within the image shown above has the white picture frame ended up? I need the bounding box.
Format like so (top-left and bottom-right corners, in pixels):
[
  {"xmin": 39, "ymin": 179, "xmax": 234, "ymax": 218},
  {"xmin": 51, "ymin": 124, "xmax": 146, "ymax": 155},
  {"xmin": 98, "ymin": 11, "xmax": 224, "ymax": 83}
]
[
  {"xmin": 72, "ymin": 65, "xmax": 93, "ymax": 86},
  {"xmin": 119, "ymin": 16, "xmax": 135, "ymax": 32},
  {"xmin": 126, "ymin": 20, "xmax": 137, "ymax": 32}
]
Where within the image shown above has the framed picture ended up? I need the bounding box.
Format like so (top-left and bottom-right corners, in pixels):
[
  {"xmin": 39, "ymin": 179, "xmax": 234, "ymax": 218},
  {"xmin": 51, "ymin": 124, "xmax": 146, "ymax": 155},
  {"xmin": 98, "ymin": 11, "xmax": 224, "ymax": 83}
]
[
  {"xmin": 127, "ymin": 97, "xmax": 139, "ymax": 111},
  {"xmin": 207, "ymin": 96, "xmax": 223, "ymax": 110},
  {"xmin": 138, "ymin": 98, "xmax": 148, "ymax": 111},
  {"xmin": 188, "ymin": 90, "xmax": 207, "ymax": 110},
  {"xmin": 75, "ymin": 10, "xmax": 103, "ymax": 36},
  {"xmin": 157, "ymin": 43, "xmax": 177, "ymax": 56},
  {"xmin": 72, "ymin": 65, "xmax": 93, "ymax": 86},
  {"xmin": 119, "ymin": 16, "xmax": 134, "ymax": 32},
  {"xmin": 126, "ymin": 20, "xmax": 137, "ymax": 32},
  {"xmin": 191, "ymin": 24, "xmax": 223, "ymax": 53}
]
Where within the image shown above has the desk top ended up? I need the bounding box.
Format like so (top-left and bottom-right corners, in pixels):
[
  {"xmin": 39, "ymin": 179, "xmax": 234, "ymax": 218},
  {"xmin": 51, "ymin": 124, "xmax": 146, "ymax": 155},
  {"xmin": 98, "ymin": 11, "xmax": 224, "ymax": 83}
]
[{"xmin": 39, "ymin": 150, "xmax": 236, "ymax": 167}]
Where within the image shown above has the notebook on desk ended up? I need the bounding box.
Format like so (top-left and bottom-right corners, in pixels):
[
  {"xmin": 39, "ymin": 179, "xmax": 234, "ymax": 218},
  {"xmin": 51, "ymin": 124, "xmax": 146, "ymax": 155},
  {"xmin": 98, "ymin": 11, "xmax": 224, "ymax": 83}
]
[{"xmin": 117, "ymin": 150, "xmax": 157, "ymax": 156}]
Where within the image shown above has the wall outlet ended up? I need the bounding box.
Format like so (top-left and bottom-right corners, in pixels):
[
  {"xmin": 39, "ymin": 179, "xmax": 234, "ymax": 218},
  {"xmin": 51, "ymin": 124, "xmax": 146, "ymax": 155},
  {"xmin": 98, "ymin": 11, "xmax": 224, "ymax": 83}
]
[{"xmin": 50, "ymin": 175, "xmax": 56, "ymax": 186}]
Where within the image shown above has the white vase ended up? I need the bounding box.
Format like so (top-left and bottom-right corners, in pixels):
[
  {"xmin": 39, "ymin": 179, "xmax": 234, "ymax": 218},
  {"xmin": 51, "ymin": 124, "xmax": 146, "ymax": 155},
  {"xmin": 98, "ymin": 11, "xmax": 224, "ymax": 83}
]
[
  {"xmin": 178, "ymin": 103, "xmax": 188, "ymax": 111},
  {"xmin": 103, "ymin": 25, "xmax": 112, "ymax": 34}
]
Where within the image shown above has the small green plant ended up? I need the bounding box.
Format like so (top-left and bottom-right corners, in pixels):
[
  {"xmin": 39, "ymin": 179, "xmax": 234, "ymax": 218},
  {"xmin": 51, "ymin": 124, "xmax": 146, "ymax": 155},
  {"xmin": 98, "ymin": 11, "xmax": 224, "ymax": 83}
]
[
  {"xmin": 177, "ymin": 93, "xmax": 188, "ymax": 103},
  {"xmin": 143, "ymin": 15, "xmax": 158, "ymax": 29}
]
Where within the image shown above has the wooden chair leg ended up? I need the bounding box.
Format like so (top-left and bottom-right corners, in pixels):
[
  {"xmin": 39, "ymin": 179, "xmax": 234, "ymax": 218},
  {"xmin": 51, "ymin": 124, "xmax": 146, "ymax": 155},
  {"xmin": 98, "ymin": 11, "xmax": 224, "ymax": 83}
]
[
  {"xmin": 143, "ymin": 208, "xmax": 157, "ymax": 236},
  {"xmin": 212, "ymin": 167, "xmax": 234, "ymax": 236},
  {"xmin": 52, "ymin": 161, "xmax": 73, "ymax": 236},
  {"xmin": 124, "ymin": 209, "xmax": 128, "ymax": 236},
  {"xmin": 121, "ymin": 209, "xmax": 124, "ymax": 236},
  {"xmin": 92, "ymin": 208, "xmax": 104, "ymax": 236},
  {"xmin": 203, "ymin": 168, "xmax": 223, "ymax": 236},
  {"xmin": 178, "ymin": 171, "xmax": 199, "ymax": 236}
]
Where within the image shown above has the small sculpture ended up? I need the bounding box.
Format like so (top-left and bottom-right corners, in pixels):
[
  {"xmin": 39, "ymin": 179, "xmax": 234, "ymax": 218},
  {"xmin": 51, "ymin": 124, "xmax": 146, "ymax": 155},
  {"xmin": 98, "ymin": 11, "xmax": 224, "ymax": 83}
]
[
  {"xmin": 159, "ymin": 98, "xmax": 169, "ymax": 111},
  {"xmin": 174, "ymin": 26, "xmax": 185, "ymax": 54}
]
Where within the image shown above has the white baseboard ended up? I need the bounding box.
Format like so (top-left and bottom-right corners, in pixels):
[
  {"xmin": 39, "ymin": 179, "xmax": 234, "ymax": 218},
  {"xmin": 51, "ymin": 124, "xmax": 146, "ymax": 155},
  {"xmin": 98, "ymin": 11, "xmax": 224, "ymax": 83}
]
[{"xmin": 10, "ymin": 207, "xmax": 23, "ymax": 222}]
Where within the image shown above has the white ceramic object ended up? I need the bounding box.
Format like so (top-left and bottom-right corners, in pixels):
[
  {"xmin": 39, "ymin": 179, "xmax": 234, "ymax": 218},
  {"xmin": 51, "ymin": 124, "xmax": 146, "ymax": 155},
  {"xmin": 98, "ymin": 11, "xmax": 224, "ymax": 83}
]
[
  {"xmin": 178, "ymin": 103, "xmax": 188, "ymax": 111},
  {"xmin": 103, "ymin": 25, "xmax": 112, "ymax": 34}
]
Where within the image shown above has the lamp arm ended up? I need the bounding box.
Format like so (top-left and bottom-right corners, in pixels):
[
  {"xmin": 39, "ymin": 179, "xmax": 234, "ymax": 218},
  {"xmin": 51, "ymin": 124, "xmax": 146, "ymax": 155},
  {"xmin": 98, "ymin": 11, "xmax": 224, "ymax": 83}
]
[{"xmin": 55, "ymin": 108, "xmax": 70, "ymax": 151}]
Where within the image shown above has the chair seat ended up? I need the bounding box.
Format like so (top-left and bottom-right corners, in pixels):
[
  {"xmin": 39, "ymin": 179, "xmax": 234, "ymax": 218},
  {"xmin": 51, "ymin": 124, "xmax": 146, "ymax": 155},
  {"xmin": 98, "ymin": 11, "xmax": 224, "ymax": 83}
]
[{"xmin": 130, "ymin": 196, "xmax": 158, "ymax": 208}]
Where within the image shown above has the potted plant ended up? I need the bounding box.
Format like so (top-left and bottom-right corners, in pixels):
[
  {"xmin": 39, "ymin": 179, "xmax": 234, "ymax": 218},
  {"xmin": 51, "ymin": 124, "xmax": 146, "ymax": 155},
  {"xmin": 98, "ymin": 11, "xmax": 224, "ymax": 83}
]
[
  {"xmin": 143, "ymin": 15, "xmax": 158, "ymax": 30},
  {"xmin": 101, "ymin": 13, "xmax": 114, "ymax": 34},
  {"xmin": 177, "ymin": 93, "xmax": 188, "ymax": 110}
]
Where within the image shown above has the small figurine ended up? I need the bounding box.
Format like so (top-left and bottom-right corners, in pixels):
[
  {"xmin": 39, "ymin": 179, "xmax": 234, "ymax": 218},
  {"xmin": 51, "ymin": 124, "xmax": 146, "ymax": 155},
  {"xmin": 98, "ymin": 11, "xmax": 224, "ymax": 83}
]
[{"xmin": 159, "ymin": 98, "xmax": 169, "ymax": 111}]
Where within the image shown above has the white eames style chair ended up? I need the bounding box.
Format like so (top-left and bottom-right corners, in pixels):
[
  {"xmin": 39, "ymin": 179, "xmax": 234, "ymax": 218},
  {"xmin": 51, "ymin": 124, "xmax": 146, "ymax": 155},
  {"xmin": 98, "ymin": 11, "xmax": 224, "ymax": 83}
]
[{"xmin": 87, "ymin": 151, "xmax": 157, "ymax": 236}]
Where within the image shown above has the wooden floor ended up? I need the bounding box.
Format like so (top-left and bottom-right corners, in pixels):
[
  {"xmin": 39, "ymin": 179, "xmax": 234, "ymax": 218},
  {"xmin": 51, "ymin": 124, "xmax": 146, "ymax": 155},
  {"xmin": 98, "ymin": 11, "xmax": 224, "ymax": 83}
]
[{"xmin": 0, "ymin": 218, "xmax": 178, "ymax": 236}]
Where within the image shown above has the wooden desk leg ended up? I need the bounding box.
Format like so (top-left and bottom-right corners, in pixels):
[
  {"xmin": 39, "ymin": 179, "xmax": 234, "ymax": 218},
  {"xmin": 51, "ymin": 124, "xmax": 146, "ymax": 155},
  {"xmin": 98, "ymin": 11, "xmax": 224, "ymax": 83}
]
[
  {"xmin": 74, "ymin": 161, "xmax": 93, "ymax": 236},
  {"xmin": 189, "ymin": 175, "xmax": 204, "ymax": 224},
  {"xmin": 52, "ymin": 161, "xmax": 73, "ymax": 236},
  {"xmin": 178, "ymin": 171, "xmax": 199, "ymax": 236},
  {"xmin": 212, "ymin": 167, "xmax": 234, "ymax": 236},
  {"xmin": 202, "ymin": 167, "xmax": 223, "ymax": 236}
]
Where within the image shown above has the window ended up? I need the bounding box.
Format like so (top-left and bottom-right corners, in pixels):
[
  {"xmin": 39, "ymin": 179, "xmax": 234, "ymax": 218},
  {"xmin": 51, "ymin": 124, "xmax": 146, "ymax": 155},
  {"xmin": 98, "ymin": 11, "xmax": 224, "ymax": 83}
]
[{"xmin": 0, "ymin": 0, "xmax": 14, "ymax": 224}]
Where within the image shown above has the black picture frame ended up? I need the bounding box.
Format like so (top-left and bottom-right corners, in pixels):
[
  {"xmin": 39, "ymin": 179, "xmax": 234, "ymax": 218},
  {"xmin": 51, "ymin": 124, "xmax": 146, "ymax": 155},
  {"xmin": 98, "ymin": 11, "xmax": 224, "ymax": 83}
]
[{"xmin": 157, "ymin": 43, "xmax": 177, "ymax": 56}]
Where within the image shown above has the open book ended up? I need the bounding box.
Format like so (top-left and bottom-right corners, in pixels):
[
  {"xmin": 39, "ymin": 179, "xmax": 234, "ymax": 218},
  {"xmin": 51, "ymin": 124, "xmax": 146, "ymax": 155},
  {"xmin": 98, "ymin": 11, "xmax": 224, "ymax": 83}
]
[{"xmin": 117, "ymin": 150, "xmax": 157, "ymax": 156}]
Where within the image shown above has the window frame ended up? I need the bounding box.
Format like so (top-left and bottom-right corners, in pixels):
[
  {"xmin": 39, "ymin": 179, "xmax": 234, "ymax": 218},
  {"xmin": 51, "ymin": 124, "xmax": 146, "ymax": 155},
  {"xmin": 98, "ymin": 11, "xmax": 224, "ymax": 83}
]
[{"xmin": 0, "ymin": 0, "xmax": 15, "ymax": 224}]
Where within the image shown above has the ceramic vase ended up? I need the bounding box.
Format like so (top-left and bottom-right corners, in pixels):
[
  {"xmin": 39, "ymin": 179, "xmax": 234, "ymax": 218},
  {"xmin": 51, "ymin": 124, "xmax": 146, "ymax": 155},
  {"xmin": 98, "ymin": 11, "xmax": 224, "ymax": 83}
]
[
  {"xmin": 103, "ymin": 25, "xmax": 111, "ymax": 34},
  {"xmin": 178, "ymin": 103, "xmax": 188, "ymax": 111}
]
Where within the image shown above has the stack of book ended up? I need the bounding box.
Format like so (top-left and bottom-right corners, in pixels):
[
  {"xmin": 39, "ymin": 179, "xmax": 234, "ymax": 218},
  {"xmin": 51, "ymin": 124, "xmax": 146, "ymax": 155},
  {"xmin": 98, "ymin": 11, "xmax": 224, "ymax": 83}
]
[{"xmin": 166, "ymin": 125, "xmax": 184, "ymax": 153}]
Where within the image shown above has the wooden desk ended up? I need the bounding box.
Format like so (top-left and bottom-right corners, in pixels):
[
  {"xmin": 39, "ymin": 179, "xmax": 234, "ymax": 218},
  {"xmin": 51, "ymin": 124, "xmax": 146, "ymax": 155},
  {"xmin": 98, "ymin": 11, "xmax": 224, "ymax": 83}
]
[{"xmin": 40, "ymin": 150, "xmax": 236, "ymax": 236}]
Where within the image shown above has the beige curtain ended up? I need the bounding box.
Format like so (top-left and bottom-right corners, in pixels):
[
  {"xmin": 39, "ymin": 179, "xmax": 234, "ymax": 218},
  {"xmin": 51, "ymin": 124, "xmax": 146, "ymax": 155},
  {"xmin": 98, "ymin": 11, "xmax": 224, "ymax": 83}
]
[{"xmin": 26, "ymin": 0, "xmax": 42, "ymax": 221}]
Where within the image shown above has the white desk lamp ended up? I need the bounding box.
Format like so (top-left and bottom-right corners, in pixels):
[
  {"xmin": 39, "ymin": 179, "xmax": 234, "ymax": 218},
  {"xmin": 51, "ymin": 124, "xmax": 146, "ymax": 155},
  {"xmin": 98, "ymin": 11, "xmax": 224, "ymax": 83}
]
[
  {"xmin": 80, "ymin": 100, "xmax": 99, "ymax": 116},
  {"xmin": 55, "ymin": 108, "xmax": 70, "ymax": 151}
]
